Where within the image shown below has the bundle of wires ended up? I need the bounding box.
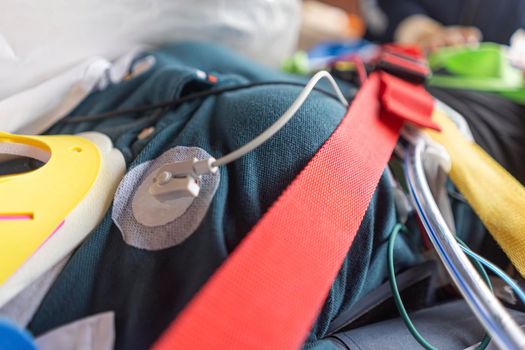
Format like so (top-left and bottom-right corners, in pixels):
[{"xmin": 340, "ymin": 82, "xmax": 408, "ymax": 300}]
[{"xmin": 388, "ymin": 223, "xmax": 525, "ymax": 349}]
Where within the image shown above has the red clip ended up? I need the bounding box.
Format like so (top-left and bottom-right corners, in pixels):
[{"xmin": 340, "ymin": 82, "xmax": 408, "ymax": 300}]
[
  {"xmin": 379, "ymin": 71, "xmax": 441, "ymax": 131},
  {"xmin": 377, "ymin": 44, "xmax": 430, "ymax": 84}
]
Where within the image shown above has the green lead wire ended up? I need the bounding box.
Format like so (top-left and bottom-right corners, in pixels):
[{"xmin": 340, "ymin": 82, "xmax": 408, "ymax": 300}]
[{"xmin": 387, "ymin": 223, "xmax": 492, "ymax": 350}]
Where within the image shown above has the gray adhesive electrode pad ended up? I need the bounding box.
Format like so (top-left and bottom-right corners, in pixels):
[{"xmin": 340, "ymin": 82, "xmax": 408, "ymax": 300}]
[{"xmin": 112, "ymin": 146, "xmax": 220, "ymax": 250}]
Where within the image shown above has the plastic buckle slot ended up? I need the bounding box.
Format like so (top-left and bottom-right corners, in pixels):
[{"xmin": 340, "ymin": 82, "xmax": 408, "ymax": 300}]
[{"xmin": 377, "ymin": 50, "xmax": 430, "ymax": 84}]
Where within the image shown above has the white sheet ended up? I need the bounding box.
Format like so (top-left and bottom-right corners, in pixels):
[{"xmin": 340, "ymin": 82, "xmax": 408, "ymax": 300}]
[{"xmin": 0, "ymin": 0, "xmax": 300, "ymax": 101}]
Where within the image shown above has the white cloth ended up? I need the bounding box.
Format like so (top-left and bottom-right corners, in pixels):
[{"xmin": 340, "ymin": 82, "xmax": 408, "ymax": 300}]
[
  {"xmin": 0, "ymin": 50, "xmax": 145, "ymax": 134},
  {"xmin": 0, "ymin": 0, "xmax": 300, "ymax": 101},
  {"xmin": 0, "ymin": 258, "xmax": 68, "ymax": 327},
  {"xmin": 509, "ymin": 29, "xmax": 525, "ymax": 70},
  {"xmin": 35, "ymin": 312, "xmax": 115, "ymax": 350}
]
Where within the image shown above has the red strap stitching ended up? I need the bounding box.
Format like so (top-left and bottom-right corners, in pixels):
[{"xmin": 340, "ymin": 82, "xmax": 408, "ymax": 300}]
[{"xmin": 152, "ymin": 71, "xmax": 434, "ymax": 350}]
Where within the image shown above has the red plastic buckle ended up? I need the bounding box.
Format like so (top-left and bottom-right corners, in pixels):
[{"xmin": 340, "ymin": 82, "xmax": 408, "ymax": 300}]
[
  {"xmin": 377, "ymin": 45, "xmax": 430, "ymax": 84},
  {"xmin": 379, "ymin": 72, "xmax": 440, "ymax": 131}
]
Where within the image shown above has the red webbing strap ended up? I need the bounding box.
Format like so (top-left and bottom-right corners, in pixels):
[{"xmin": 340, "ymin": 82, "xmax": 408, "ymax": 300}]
[{"xmin": 153, "ymin": 72, "xmax": 436, "ymax": 350}]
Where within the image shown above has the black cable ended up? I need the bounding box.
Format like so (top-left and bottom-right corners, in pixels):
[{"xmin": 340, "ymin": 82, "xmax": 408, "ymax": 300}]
[{"xmin": 62, "ymin": 81, "xmax": 347, "ymax": 124}]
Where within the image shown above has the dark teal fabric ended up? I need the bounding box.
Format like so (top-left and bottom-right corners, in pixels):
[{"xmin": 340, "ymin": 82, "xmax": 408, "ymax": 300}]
[{"xmin": 29, "ymin": 42, "xmax": 421, "ymax": 349}]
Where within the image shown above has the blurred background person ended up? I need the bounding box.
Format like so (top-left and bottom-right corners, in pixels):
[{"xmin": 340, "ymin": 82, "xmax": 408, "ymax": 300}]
[{"xmin": 368, "ymin": 0, "xmax": 525, "ymax": 50}]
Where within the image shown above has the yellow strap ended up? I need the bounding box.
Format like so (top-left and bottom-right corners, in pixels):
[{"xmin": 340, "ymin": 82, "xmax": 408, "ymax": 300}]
[{"xmin": 425, "ymin": 109, "xmax": 525, "ymax": 276}]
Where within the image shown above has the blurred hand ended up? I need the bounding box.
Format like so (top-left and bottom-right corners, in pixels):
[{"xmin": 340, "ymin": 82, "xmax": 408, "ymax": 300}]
[
  {"xmin": 417, "ymin": 26, "xmax": 482, "ymax": 52},
  {"xmin": 395, "ymin": 15, "xmax": 482, "ymax": 52}
]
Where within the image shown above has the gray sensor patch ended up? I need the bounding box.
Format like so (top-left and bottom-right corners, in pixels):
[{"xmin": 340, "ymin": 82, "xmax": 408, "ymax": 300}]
[{"xmin": 112, "ymin": 146, "xmax": 220, "ymax": 250}]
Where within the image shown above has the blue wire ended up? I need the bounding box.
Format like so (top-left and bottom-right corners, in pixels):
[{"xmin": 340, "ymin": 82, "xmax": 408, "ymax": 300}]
[{"xmin": 460, "ymin": 244, "xmax": 525, "ymax": 305}]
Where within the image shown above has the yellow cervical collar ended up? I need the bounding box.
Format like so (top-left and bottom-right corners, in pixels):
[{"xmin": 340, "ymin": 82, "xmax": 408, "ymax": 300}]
[{"xmin": 0, "ymin": 132, "xmax": 101, "ymax": 285}]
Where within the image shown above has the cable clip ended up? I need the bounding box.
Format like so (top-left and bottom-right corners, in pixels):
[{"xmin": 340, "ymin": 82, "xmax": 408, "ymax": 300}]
[{"xmin": 149, "ymin": 157, "xmax": 218, "ymax": 202}]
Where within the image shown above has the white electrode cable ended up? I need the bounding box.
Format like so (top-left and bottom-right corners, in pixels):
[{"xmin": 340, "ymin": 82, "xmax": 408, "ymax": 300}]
[
  {"xmin": 212, "ymin": 71, "xmax": 348, "ymax": 167},
  {"xmin": 149, "ymin": 71, "xmax": 349, "ymax": 200}
]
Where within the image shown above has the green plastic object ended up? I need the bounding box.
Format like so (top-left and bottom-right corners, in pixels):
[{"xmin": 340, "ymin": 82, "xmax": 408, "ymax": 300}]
[
  {"xmin": 428, "ymin": 43, "xmax": 525, "ymax": 103},
  {"xmin": 281, "ymin": 51, "xmax": 310, "ymax": 75}
]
